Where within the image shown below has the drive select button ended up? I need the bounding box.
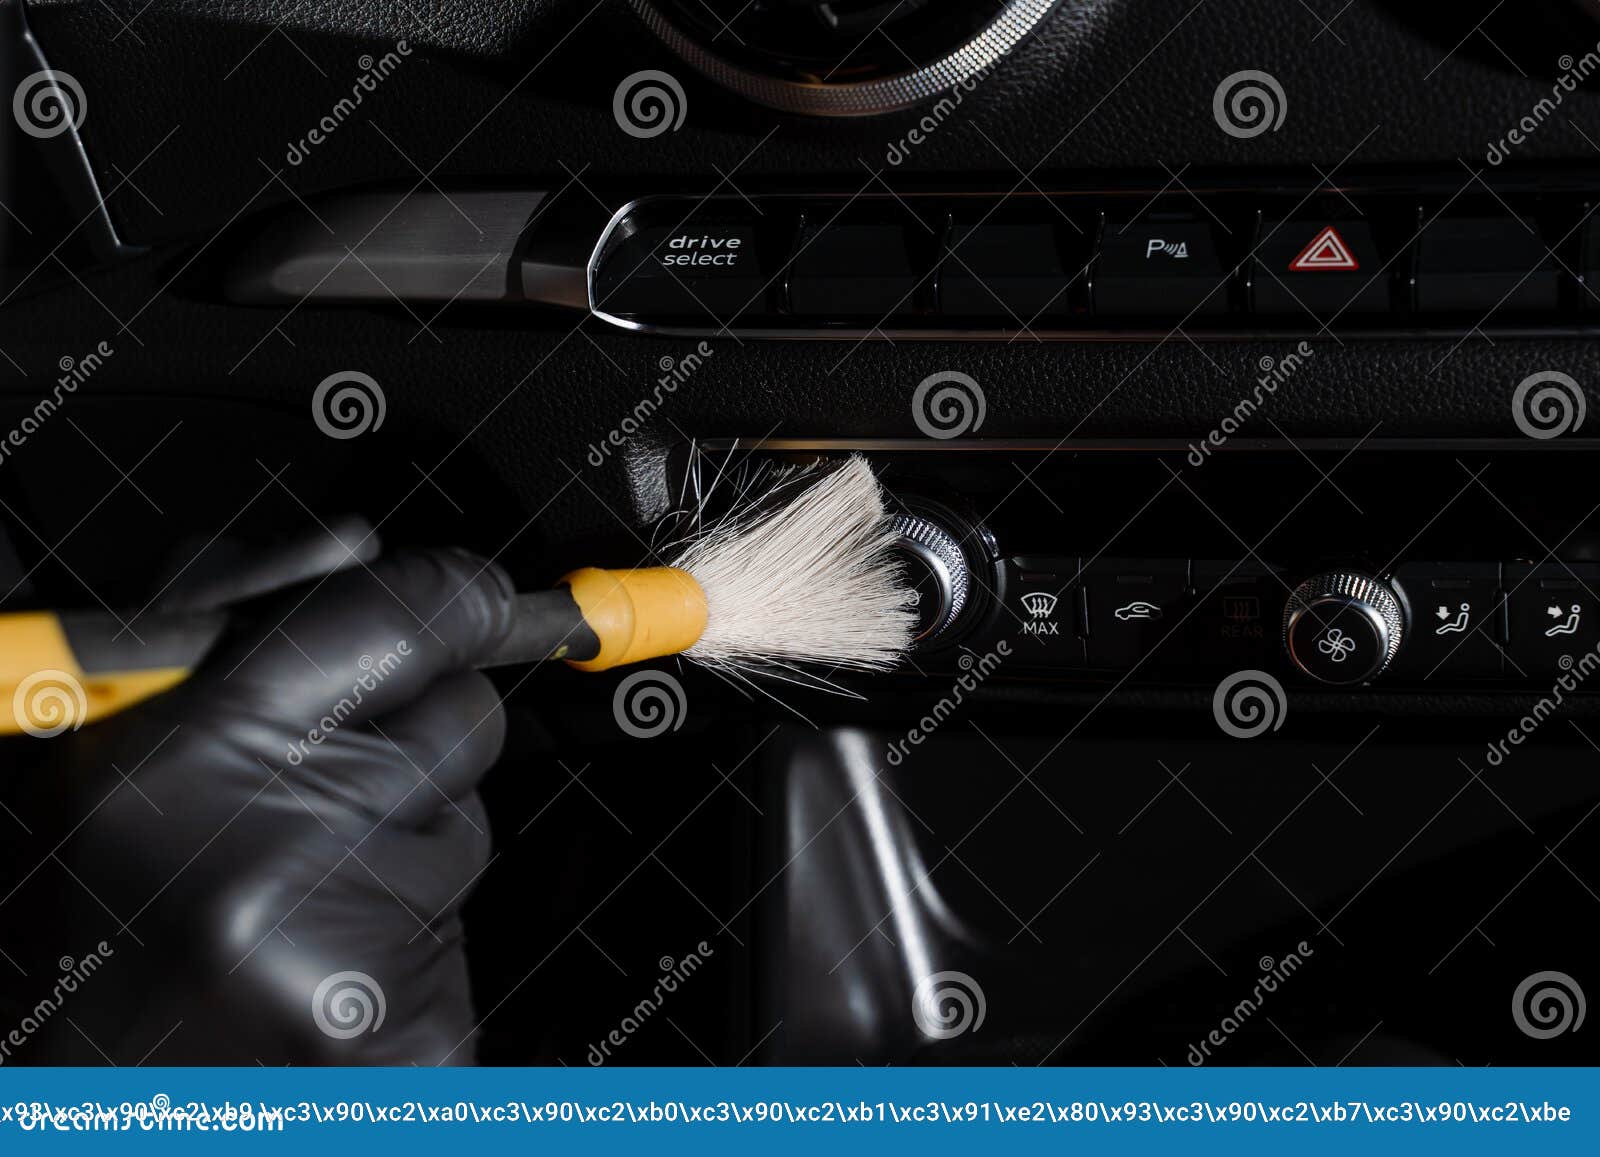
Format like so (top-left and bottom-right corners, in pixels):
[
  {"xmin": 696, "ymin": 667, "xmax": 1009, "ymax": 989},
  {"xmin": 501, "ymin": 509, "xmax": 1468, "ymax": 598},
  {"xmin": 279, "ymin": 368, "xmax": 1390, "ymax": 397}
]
[{"xmin": 592, "ymin": 221, "xmax": 766, "ymax": 319}]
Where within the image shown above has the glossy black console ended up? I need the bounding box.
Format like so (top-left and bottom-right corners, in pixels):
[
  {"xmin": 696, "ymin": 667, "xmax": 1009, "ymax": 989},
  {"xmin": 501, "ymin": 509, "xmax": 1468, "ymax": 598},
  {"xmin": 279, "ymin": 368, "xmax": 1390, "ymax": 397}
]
[{"xmin": 585, "ymin": 177, "xmax": 1600, "ymax": 337}]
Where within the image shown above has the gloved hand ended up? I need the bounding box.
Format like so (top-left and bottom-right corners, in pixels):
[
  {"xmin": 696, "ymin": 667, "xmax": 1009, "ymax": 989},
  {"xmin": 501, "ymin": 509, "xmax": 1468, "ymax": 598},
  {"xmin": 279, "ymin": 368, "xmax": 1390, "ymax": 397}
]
[{"xmin": 0, "ymin": 539, "xmax": 516, "ymax": 1065}]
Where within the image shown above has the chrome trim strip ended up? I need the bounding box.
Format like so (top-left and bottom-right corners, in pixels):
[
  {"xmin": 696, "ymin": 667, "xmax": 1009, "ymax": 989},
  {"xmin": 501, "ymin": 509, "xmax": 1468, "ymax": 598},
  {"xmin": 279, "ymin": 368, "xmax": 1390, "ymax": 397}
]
[
  {"xmin": 630, "ymin": 0, "xmax": 1061, "ymax": 118},
  {"xmin": 695, "ymin": 437, "xmax": 1600, "ymax": 453},
  {"xmin": 587, "ymin": 320, "xmax": 1600, "ymax": 342}
]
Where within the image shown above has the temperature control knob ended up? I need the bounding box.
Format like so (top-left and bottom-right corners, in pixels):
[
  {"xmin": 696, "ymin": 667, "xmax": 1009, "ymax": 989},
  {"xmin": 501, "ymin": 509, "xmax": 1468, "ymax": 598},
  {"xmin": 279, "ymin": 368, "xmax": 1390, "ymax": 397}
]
[
  {"xmin": 1283, "ymin": 572, "xmax": 1405, "ymax": 685},
  {"xmin": 887, "ymin": 512, "xmax": 972, "ymax": 645}
]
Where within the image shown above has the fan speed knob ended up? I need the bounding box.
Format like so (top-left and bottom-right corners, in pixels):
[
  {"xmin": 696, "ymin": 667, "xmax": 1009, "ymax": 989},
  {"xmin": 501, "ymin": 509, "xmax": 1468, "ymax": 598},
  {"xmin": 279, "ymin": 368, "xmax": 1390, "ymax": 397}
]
[{"xmin": 1283, "ymin": 571, "xmax": 1404, "ymax": 685}]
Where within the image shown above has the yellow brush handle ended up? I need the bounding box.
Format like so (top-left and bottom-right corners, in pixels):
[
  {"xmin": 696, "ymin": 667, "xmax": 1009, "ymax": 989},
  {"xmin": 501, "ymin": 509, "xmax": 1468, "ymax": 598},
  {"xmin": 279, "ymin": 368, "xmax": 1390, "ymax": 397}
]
[
  {"xmin": 0, "ymin": 612, "xmax": 193, "ymax": 737},
  {"xmin": 558, "ymin": 567, "xmax": 708, "ymax": 671},
  {"xmin": 0, "ymin": 569, "xmax": 711, "ymax": 736}
]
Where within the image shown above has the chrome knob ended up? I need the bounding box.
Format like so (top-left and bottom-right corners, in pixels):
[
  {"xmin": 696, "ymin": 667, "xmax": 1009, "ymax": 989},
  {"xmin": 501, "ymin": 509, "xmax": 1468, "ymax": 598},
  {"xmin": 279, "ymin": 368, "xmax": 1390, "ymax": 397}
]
[
  {"xmin": 888, "ymin": 513, "xmax": 971, "ymax": 645},
  {"xmin": 1283, "ymin": 571, "xmax": 1404, "ymax": 685}
]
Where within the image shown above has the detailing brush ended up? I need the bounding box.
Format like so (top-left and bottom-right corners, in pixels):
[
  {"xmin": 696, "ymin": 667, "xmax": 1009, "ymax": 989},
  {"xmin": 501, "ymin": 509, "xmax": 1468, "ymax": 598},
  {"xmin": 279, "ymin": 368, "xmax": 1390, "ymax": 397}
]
[
  {"xmin": 496, "ymin": 455, "xmax": 916, "ymax": 674},
  {"xmin": 0, "ymin": 456, "xmax": 917, "ymax": 735}
]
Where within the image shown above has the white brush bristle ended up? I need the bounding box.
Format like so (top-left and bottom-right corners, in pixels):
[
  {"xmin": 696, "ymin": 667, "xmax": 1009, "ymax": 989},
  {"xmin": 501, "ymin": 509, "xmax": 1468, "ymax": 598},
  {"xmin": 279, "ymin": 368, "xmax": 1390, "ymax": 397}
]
[{"xmin": 671, "ymin": 456, "xmax": 916, "ymax": 673}]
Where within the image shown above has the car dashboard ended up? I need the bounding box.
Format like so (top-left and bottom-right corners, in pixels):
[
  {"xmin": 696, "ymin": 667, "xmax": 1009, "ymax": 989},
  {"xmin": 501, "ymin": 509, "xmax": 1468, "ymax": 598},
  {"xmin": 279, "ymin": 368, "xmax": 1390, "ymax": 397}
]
[{"xmin": 1, "ymin": 0, "xmax": 1599, "ymax": 1067}]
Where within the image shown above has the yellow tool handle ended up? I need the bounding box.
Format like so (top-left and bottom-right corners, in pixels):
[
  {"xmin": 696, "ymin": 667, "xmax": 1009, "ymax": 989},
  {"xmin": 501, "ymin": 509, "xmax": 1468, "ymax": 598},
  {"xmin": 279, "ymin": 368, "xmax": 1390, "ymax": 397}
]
[
  {"xmin": 0, "ymin": 568, "xmax": 709, "ymax": 737},
  {"xmin": 0, "ymin": 610, "xmax": 222, "ymax": 737}
]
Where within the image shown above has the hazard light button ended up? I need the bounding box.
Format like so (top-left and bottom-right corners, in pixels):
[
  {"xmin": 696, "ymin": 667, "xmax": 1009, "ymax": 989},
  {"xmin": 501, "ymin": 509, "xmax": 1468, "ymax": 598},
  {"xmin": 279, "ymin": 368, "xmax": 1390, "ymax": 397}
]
[{"xmin": 1253, "ymin": 219, "xmax": 1388, "ymax": 315}]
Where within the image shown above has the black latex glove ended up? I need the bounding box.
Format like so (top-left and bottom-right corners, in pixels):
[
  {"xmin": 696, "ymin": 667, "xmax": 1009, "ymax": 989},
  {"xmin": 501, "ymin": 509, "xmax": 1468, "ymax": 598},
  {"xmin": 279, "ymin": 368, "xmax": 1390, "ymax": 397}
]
[{"xmin": 0, "ymin": 544, "xmax": 516, "ymax": 1065}]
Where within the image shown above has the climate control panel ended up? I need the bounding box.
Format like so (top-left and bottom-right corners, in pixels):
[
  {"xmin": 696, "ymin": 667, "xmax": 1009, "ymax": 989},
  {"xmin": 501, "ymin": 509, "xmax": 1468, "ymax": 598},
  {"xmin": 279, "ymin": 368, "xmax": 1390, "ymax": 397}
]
[
  {"xmin": 966, "ymin": 556, "xmax": 1598, "ymax": 687},
  {"xmin": 703, "ymin": 440, "xmax": 1600, "ymax": 694}
]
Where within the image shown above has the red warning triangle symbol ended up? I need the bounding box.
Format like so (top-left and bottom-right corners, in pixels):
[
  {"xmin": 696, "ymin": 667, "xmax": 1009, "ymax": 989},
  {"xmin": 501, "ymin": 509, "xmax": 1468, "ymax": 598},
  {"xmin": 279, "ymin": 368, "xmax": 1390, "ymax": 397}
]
[{"xmin": 1289, "ymin": 225, "xmax": 1359, "ymax": 272}]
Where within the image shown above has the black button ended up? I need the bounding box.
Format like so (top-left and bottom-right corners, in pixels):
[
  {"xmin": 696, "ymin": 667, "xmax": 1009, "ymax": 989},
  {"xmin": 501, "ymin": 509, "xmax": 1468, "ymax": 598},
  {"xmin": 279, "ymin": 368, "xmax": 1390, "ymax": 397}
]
[
  {"xmin": 1093, "ymin": 218, "xmax": 1229, "ymax": 316},
  {"xmin": 1185, "ymin": 560, "xmax": 1283, "ymax": 671},
  {"xmin": 1413, "ymin": 217, "xmax": 1560, "ymax": 314},
  {"xmin": 1253, "ymin": 219, "xmax": 1388, "ymax": 315},
  {"xmin": 591, "ymin": 212, "xmax": 768, "ymax": 320},
  {"xmin": 1389, "ymin": 562, "xmax": 1503, "ymax": 681},
  {"xmin": 941, "ymin": 221, "xmax": 1082, "ymax": 318},
  {"xmin": 788, "ymin": 217, "xmax": 932, "ymax": 317},
  {"xmin": 1505, "ymin": 563, "xmax": 1600, "ymax": 680},
  {"xmin": 996, "ymin": 557, "xmax": 1083, "ymax": 667},
  {"xmin": 1084, "ymin": 558, "xmax": 1189, "ymax": 669},
  {"xmin": 1580, "ymin": 216, "xmax": 1600, "ymax": 312}
]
